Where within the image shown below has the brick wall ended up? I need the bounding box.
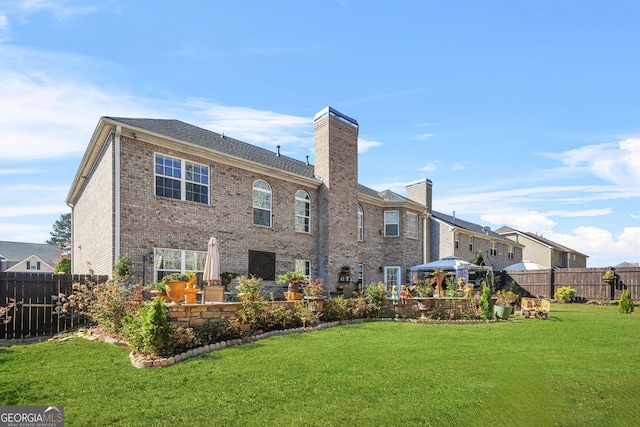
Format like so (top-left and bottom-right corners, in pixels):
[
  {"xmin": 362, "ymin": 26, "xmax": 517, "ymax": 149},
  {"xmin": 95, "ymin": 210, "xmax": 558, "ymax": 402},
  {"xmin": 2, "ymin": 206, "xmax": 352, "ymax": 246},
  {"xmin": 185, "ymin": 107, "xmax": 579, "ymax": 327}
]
[{"xmin": 72, "ymin": 135, "xmax": 114, "ymax": 275}]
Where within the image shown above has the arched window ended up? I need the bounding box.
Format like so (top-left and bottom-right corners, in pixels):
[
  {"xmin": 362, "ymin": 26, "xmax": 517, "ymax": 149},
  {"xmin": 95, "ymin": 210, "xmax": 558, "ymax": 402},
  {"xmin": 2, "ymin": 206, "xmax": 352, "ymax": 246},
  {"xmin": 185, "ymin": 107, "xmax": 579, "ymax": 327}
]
[
  {"xmin": 253, "ymin": 180, "xmax": 272, "ymax": 227},
  {"xmin": 357, "ymin": 205, "xmax": 364, "ymax": 241},
  {"xmin": 295, "ymin": 190, "xmax": 311, "ymax": 233}
]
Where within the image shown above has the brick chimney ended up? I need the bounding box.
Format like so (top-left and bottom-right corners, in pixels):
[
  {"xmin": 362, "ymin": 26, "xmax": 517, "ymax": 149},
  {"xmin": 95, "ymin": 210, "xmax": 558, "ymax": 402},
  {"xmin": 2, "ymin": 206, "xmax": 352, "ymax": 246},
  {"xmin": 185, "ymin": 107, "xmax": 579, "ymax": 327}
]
[{"xmin": 313, "ymin": 107, "xmax": 359, "ymax": 291}]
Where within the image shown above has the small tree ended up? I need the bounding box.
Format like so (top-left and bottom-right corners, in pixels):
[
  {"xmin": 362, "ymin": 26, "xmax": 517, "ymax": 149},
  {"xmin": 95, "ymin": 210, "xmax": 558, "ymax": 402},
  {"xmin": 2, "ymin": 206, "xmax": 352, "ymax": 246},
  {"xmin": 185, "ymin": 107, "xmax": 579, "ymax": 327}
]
[
  {"xmin": 478, "ymin": 283, "xmax": 494, "ymax": 320},
  {"xmin": 619, "ymin": 289, "xmax": 634, "ymax": 314}
]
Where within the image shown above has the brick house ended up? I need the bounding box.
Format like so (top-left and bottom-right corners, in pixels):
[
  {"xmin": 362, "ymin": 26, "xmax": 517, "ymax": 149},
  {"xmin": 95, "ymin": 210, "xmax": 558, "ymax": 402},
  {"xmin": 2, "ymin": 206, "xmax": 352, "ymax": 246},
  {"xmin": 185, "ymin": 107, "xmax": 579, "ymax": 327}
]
[{"xmin": 66, "ymin": 107, "xmax": 435, "ymax": 295}]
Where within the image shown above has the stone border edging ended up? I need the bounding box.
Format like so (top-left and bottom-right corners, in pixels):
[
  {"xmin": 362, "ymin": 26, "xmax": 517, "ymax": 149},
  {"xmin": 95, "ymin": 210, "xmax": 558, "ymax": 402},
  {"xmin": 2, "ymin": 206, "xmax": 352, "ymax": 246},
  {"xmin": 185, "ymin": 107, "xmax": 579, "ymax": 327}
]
[{"xmin": 129, "ymin": 316, "xmax": 496, "ymax": 369}]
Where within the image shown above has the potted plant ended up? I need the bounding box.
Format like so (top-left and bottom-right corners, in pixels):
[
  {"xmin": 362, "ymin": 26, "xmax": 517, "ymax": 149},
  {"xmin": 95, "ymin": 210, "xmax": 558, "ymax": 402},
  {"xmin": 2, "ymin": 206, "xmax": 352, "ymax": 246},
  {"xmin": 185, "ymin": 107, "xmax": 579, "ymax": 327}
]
[
  {"xmin": 149, "ymin": 281, "xmax": 170, "ymax": 303},
  {"xmin": 602, "ymin": 271, "xmax": 615, "ymax": 284},
  {"xmin": 236, "ymin": 275, "xmax": 262, "ymax": 302},
  {"xmin": 220, "ymin": 272, "xmax": 238, "ymax": 289},
  {"xmin": 162, "ymin": 272, "xmax": 189, "ymax": 305},
  {"xmin": 276, "ymin": 270, "xmax": 308, "ymax": 300},
  {"xmin": 183, "ymin": 271, "xmax": 200, "ymax": 304},
  {"xmin": 303, "ymin": 278, "xmax": 325, "ymax": 311},
  {"xmin": 494, "ymin": 289, "xmax": 518, "ymax": 319}
]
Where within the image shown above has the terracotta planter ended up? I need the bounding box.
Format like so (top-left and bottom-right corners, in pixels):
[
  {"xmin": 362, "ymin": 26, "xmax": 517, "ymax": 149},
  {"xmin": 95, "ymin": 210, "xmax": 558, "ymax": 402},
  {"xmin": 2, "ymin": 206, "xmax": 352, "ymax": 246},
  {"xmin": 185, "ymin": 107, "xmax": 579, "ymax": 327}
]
[
  {"xmin": 184, "ymin": 287, "xmax": 200, "ymax": 304},
  {"xmin": 284, "ymin": 292, "xmax": 304, "ymax": 301},
  {"xmin": 164, "ymin": 280, "xmax": 187, "ymax": 305},
  {"xmin": 150, "ymin": 290, "xmax": 171, "ymax": 303}
]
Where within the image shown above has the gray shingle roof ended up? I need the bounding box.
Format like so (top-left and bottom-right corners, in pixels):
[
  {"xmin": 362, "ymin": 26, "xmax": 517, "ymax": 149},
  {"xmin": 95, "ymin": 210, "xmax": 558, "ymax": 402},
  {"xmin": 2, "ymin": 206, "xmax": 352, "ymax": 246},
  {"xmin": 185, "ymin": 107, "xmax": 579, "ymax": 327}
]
[
  {"xmin": 431, "ymin": 211, "xmax": 512, "ymax": 242},
  {"xmin": 0, "ymin": 241, "xmax": 62, "ymax": 266},
  {"xmin": 106, "ymin": 117, "xmax": 317, "ymax": 179}
]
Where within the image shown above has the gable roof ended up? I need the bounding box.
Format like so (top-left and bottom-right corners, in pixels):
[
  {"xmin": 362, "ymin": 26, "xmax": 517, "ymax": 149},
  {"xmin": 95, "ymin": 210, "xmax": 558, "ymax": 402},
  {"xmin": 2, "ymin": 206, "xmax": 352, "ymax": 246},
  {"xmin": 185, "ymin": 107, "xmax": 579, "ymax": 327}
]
[
  {"xmin": 496, "ymin": 226, "xmax": 589, "ymax": 257},
  {"xmin": 431, "ymin": 211, "xmax": 518, "ymax": 245},
  {"xmin": 0, "ymin": 241, "xmax": 62, "ymax": 267},
  {"xmin": 106, "ymin": 117, "xmax": 317, "ymax": 179},
  {"xmin": 70, "ymin": 116, "xmax": 426, "ymax": 211}
]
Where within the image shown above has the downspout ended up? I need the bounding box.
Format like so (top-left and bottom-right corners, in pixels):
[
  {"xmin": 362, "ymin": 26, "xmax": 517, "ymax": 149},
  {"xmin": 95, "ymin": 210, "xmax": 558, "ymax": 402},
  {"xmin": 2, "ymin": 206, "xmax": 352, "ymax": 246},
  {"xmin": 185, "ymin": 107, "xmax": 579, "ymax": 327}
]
[
  {"xmin": 66, "ymin": 201, "xmax": 74, "ymax": 273},
  {"xmin": 422, "ymin": 210, "xmax": 429, "ymax": 264},
  {"xmin": 114, "ymin": 125, "xmax": 122, "ymax": 263}
]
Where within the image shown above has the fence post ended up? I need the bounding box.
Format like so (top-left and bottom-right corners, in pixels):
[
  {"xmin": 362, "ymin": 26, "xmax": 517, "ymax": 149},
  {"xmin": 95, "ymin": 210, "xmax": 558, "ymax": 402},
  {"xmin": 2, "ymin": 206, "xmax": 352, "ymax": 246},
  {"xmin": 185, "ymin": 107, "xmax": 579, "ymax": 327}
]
[{"xmin": 549, "ymin": 268, "xmax": 555, "ymax": 299}]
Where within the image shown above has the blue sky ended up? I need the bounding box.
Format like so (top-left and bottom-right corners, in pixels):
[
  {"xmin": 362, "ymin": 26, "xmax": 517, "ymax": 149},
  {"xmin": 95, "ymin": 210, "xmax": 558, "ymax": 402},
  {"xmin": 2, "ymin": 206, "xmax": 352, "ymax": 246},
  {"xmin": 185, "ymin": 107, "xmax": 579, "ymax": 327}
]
[{"xmin": 1, "ymin": 0, "xmax": 639, "ymax": 268}]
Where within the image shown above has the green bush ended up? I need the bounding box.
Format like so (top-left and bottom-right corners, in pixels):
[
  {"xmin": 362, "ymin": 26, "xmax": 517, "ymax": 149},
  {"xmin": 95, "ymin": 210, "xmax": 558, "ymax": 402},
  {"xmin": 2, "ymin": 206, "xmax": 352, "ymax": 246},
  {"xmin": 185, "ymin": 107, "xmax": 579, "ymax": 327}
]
[
  {"xmin": 363, "ymin": 281, "xmax": 387, "ymax": 311},
  {"xmin": 88, "ymin": 280, "xmax": 145, "ymax": 334},
  {"xmin": 125, "ymin": 298, "xmax": 172, "ymax": 356},
  {"xmin": 619, "ymin": 290, "xmax": 634, "ymax": 314},
  {"xmin": 478, "ymin": 284, "xmax": 494, "ymax": 320},
  {"xmin": 554, "ymin": 286, "xmax": 576, "ymax": 303},
  {"xmin": 321, "ymin": 296, "xmax": 351, "ymax": 321},
  {"xmin": 54, "ymin": 258, "xmax": 71, "ymax": 274}
]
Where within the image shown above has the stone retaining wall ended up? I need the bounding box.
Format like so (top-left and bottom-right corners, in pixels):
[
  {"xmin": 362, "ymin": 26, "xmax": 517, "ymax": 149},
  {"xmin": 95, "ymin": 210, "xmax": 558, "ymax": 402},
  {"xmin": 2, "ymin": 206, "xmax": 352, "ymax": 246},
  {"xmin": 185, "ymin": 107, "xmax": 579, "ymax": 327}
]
[{"xmin": 168, "ymin": 301, "xmax": 299, "ymax": 328}]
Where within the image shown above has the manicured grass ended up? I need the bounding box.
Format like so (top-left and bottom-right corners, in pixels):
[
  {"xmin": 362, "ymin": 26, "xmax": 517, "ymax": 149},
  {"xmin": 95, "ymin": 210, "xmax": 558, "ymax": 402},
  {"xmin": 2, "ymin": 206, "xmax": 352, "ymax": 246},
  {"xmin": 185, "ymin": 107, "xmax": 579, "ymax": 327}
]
[{"xmin": 1, "ymin": 304, "xmax": 639, "ymax": 426}]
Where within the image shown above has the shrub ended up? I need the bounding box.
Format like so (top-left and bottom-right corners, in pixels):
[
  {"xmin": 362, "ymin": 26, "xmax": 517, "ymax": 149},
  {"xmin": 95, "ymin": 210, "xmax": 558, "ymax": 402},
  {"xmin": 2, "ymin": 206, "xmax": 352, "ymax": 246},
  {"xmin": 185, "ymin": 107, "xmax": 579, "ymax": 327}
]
[
  {"xmin": 53, "ymin": 282, "xmax": 93, "ymax": 321},
  {"xmin": 236, "ymin": 275, "xmax": 263, "ymax": 302},
  {"xmin": 619, "ymin": 290, "xmax": 634, "ymax": 314},
  {"xmin": 125, "ymin": 298, "xmax": 172, "ymax": 355},
  {"xmin": 113, "ymin": 255, "xmax": 132, "ymax": 283},
  {"xmin": 554, "ymin": 286, "xmax": 576, "ymax": 303},
  {"xmin": 54, "ymin": 258, "xmax": 71, "ymax": 274},
  {"xmin": 321, "ymin": 296, "xmax": 351, "ymax": 321},
  {"xmin": 167, "ymin": 326, "xmax": 201, "ymax": 355},
  {"xmin": 88, "ymin": 280, "xmax": 145, "ymax": 334},
  {"xmin": 478, "ymin": 284, "xmax": 494, "ymax": 320},
  {"xmin": 363, "ymin": 281, "xmax": 387, "ymax": 311}
]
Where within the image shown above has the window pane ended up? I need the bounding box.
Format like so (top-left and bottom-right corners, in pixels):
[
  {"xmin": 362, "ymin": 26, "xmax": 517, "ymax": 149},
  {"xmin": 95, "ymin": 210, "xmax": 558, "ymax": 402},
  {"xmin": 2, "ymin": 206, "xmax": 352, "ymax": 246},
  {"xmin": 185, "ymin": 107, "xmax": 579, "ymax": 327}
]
[{"xmin": 254, "ymin": 208, "xmax": 271, "ymax": 226}]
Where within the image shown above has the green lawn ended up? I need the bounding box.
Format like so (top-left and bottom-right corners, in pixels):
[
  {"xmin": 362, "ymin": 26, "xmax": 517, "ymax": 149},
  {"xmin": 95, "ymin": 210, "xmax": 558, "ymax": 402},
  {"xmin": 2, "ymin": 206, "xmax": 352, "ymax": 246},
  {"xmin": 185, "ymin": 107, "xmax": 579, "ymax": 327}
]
[{"xmin": 1, "ymin": 304, "xmax": 639, "ymax": 426}]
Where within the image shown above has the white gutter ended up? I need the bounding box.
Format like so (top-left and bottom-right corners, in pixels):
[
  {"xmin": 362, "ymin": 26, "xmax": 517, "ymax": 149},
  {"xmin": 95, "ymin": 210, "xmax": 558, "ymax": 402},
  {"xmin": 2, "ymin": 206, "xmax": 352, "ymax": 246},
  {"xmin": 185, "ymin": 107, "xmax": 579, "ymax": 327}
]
[{"xmin": 114, "ymin": 125, "xmax": 121, "ymax": 262}]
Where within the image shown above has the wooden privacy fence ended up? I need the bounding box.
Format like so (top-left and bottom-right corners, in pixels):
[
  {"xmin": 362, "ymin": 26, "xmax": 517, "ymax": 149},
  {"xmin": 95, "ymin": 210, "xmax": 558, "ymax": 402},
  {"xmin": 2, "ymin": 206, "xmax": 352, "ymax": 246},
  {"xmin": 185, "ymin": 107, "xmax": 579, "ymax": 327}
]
[
  {"xmin": 0, "ymin": 272, "xmax": 108, "ymax": 341},
  {"xmin": 502, "ymin": 267, "xmax": 640, "ymax": 302}
]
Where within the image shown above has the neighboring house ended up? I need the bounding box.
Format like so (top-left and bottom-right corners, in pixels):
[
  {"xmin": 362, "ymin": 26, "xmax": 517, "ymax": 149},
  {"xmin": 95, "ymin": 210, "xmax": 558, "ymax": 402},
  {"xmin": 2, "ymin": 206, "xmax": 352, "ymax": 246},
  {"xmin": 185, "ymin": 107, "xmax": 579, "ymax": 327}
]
[
  {"xmin": 407, "ymin": 197, "xmax": 525, "ymax": 271},
  {"xmin": 66, "ymin": 107, "xmax": 430, "ymax": 293},
  {"xmin": 496, "ymin": 226, "xmax": 588, "ymax": 268},
  {"xmin": 0, "ymin": 241, "xmax": 63, "ymax": 273}
]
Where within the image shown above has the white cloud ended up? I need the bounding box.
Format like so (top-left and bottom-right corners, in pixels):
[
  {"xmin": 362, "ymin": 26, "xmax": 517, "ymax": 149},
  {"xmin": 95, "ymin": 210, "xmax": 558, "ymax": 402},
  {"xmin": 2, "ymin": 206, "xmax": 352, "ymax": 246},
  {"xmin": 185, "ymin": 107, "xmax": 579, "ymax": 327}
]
[
  {"xmin": 419, "ymin": 161, "xmax": 438, "ymax": 172},
  {"xmin": 0, "ymin": 46, "xmax": 320, "ymax": 161},
  {"xmin": 549, "ymin": 138, "xmax": 640, "ymax": 186},
  {"xmin": 0, "ymin": 222, "xmax": 52, "ymax": 242},
  {"xmin": 413, "ymin": 133, "xmax": 436, "ymax": 140},
  {"xmin": 17, "ymin": 0, "xmax": 97, "ymax": 20},
  {"xmin": 357, "ymin": 138, "xmax": 383, "ymax": 154}
]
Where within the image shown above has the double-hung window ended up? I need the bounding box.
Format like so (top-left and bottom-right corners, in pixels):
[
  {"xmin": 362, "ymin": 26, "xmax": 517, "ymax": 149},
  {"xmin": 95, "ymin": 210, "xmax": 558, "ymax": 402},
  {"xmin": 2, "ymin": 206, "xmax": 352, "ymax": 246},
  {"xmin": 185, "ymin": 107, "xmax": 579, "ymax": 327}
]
[
  {"xmin": 489, "ymin": 241, "xmax": 497, "ymax": 256},
  {"xmin": 295, "ymin": 190, "xmax": 311, "ymax": 233},
  {"xmin": 384, "ymin": 211, "xmax": 399, "ymax": 237},
  {"xmin": 508, "ymin": 245, "xmax": 514, "ymax": 259},
  {"xmin": 294, "ymin": 259, "xmax": 311, "ymax": 276},
  {"xmin": 253, "ymin": 180, "xmax": 272, "ymax": 227},
  {"xmin": 155, "ymin": 154, "xmax": 209, "ymax": 204},
  {"xmin": 154, "ymin": 248, "xmax": 206, "ymax": 282},
  {"xmin": 406, "ymin": 212, "xmax": 418, "ymax": 239},
  {"xmin": 469, "ymin": 235, "xmax": 474, "ymax": 252}
]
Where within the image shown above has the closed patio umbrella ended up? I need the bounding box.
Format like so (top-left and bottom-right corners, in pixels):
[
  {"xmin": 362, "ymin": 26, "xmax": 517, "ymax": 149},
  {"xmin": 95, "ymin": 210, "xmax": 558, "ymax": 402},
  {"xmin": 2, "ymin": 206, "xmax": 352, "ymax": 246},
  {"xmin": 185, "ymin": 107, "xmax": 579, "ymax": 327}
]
[{"xmin": 202, "ymin": 237, "xmax": 221, "ymax": 302}]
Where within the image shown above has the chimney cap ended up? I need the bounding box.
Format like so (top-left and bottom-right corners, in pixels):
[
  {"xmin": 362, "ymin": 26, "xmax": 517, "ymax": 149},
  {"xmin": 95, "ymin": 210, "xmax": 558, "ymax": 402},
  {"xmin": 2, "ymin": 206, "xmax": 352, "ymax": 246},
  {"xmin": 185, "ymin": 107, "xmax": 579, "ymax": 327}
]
[{"xmin": 313, "ymin": 106, "xmax": 358, "ymax": 128}]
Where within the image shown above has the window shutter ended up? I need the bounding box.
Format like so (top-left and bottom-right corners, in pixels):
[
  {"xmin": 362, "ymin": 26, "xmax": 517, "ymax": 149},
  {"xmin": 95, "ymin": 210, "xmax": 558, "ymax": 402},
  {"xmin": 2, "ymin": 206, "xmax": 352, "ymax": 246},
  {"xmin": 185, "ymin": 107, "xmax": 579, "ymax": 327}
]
[
  {"xmin": 37, "ymin": 262, "xmax": 41, "ymax": 270},
  {"xmin": 27, "ymin": 261, "xmax": 31, "ymax": 269}
]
